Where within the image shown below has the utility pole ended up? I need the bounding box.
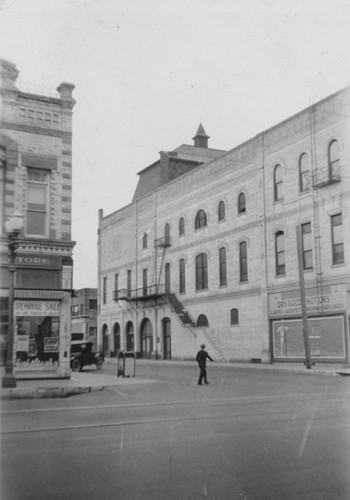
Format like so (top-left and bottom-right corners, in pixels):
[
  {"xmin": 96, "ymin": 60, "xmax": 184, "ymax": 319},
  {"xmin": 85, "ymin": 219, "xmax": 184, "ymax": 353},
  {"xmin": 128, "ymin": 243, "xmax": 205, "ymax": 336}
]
[{"xmin": 296, "ymin": 225, "xmax": 312, "ymax": 369}]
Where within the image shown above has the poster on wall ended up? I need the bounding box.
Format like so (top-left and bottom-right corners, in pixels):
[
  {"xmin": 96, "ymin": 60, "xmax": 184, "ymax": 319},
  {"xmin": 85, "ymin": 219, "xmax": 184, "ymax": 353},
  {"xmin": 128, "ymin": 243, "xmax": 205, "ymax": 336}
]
[{"xmin": 272, "ymin": 316, "xmax": 345, "ymax": 360}]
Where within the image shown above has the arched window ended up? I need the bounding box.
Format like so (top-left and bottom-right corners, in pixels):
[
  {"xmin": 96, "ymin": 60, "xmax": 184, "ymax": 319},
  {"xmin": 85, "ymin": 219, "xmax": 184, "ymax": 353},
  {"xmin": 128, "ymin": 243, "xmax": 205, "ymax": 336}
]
[
  {"xmin": 299, "ymin": 153, "xmax": 310, "ymax": 192},
  {"xmin": 197, "ymin": 314, "xmax": 209, "ymax": 327},
  {"xmin": 328, "ymin": 139, "xmax": 340, "ymax": 181},
  {"xmin": 179, "ymin": 217, "xmax": 185, "ymax": 236},
  {"xmin": 238, "ymin": 192, "xmax": 246, "ymax": 214},
  {"xmin": 275, "ymin": 231, "xmax": 285, "ymax": 275},
  {"xmin": 239, "ymin": 241, "xmax": 248, "ymax": 283},
  {"xmin": 164, "ymin": 223, "xmax": 171, "ymax": 245},
  {"xmin": 219, "ymin": 247, "xmax": 227, "ymax": 286},
  {"xmin": 196, "ymin": 253, "xmax": 208, "ymax": 290},
  {"xmin": 142, "ymin": 232, "xmax": 148, "ymax": 249},
  {"xmin": 179, "ymin": 259, "xmax": 186, "ymax": 294},
  {"xmin": 218, "ymin": 201, "xmax": 225, "ymax": 221},
  {"xmin": 274, "ymin": 165, "xmax": 283, "ymax": 201},
  {"xmin": 230, "ymin": 308, "xmax": 239, "ymax": 325},
  {"xmin": 195, "ymin": 209, "xmax": 207, "ymax": 229}
]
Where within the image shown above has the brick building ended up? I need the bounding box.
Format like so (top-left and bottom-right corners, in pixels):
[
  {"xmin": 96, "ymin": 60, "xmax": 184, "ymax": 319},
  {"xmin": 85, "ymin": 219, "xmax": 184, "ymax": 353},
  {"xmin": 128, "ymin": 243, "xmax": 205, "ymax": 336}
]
[
  {"xmin": 98, "ymin": 88, "xmax": 350, "ymax": 364},
  {"xmin": 0, "ymin": 59, "xmax": 75, "ymax": 378},
  {"xmin": 71, "ymin": 288, "xmax": 98, "ymax": 350}
]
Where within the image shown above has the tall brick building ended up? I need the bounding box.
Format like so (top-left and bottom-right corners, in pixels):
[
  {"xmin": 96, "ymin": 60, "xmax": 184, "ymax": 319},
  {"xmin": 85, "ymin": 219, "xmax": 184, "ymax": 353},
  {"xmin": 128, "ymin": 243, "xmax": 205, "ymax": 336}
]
[
  {"xmin": 0, "ymin": 59, "xmax": 75, "ymax": 378},
  {"xmin": 98, "ymin": 88, "xmax": 350, "ymax": 364}
]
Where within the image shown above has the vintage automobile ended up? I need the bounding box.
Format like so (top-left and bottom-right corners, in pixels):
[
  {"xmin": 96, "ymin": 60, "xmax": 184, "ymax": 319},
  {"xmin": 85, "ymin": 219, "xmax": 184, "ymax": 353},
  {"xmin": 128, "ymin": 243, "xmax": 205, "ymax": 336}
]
[{"xmin": 70, "ymin": 341, "xmax": 104, "ymax": 372}]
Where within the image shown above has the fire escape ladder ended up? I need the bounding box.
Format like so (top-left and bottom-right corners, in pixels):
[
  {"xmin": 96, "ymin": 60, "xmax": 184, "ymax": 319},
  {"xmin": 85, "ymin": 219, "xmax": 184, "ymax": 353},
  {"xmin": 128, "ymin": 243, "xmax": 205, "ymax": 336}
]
[
  {"xmin": 150, "ymin": 245, "xmax": 165, "ymax": 290},
  {"xmin": 165, "ymin": 293, "xmax": 196, "ymax": 327}
]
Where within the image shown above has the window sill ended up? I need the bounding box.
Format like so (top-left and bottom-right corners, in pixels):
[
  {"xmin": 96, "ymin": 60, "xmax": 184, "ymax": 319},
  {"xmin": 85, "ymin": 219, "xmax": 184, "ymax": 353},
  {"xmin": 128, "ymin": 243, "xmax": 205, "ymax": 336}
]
[{"xmin": 331, "ymin": 262, "xmax": 345, "ymax": 268}]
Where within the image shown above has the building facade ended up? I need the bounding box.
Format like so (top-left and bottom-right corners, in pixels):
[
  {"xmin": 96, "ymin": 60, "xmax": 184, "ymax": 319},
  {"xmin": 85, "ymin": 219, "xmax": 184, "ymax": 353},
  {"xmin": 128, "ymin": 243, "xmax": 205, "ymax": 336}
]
[
  {"xmin": 98, "ymin": 89, "xmax": 350, "ymax": 364},
  {"xmin": 71, "ymin": 288, "xmax": 98, "ymax": 350},
  {"xmin": 0, "ymin": 59, "xmax": 75, "ymax": 378}
]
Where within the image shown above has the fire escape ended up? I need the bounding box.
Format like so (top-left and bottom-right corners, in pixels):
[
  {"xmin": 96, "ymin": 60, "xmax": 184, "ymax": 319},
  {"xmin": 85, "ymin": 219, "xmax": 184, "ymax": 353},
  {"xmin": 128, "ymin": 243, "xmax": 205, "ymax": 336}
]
[
  {"xmin": 113, "ymin": 235, "xmax": 196, "ymax": 328},
  {"xmin": 307, "ymin": 110, "xmax": 342, "ymax": 315}
]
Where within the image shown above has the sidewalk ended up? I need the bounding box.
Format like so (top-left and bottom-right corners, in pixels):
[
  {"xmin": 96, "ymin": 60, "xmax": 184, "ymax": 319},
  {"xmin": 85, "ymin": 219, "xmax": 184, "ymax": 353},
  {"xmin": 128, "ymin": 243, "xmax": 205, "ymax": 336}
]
[{"xmin": 1, "ymin": 359, "xmax": 349, "ymax": 400}]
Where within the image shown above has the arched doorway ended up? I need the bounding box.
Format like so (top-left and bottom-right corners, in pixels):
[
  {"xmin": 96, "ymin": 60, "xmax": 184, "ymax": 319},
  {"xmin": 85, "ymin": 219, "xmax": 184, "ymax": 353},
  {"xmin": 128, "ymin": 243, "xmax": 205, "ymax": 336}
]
[
  {"xmin": 140, "ymin": 318, "xmax": 153, "ymax": 359},
  {"xmin": 113, "ymin": 322, "xmax": 121, "ymax": 357},
  {"xmin": 102, "ymin": 324, "xmax": 109, "ymax": 356},
  {"xmin": 162, "ymin": 318, "xmax": 171, "ymax": 360},
  {"xmin": 125, "ymin": 322, "xmax": 134, "ymax": 351}
]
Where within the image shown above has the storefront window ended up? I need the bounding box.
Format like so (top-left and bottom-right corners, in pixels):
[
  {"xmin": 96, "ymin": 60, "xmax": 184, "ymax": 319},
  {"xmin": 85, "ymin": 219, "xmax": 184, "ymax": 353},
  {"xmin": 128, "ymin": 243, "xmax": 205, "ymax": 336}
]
[{"xmin": 14, "ymin": 300, "xmax": 60, "ymax": 368}]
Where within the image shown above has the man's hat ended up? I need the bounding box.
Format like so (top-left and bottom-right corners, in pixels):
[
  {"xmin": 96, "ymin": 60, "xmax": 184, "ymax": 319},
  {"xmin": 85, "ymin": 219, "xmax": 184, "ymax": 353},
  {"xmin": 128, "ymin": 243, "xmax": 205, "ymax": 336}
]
[{"xmin": 201, "ymin": 344, "xmax": 205, "ymax": 348}]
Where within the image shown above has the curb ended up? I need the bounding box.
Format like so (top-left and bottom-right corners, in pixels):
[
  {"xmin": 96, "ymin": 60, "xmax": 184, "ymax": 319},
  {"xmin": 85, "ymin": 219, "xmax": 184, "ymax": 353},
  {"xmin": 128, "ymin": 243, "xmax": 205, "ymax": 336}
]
[{"xmin": 1, "ymin": 385, "xmax": 104, "ymax": 400}]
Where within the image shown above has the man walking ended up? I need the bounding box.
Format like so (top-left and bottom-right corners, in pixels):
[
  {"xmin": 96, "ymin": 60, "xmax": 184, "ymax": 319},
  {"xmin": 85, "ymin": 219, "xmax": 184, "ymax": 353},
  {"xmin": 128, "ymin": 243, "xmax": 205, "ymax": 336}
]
[{"xmin": 196, "ymin": 344, "xmax": 213, "ymax": 385}]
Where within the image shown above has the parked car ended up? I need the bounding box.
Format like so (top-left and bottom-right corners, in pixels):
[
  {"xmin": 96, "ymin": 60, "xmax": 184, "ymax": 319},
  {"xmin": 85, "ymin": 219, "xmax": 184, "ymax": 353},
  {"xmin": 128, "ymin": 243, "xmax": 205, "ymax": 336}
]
[{"xmin": 70, "ymin": 341, "xmax": 104, "ymax": 372}]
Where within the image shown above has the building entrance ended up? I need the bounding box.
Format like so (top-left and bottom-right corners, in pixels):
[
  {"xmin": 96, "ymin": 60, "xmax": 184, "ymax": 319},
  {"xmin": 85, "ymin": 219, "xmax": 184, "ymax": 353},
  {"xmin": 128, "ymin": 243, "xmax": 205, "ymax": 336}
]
[
  {"xmin": 162, "ymin": 318, "xmax": 171, "ymax": 359},
  {"xmin": 140, "ymin": 319, "xmax": 153, "ymax": 358}
]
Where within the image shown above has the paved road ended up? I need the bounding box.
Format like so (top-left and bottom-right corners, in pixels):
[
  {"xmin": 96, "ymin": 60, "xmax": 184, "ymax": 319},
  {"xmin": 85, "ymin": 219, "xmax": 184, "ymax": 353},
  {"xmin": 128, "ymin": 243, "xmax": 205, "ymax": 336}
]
[{"xmin": 1, "ymin": 364, "xmax": 350, "ymax": 500}]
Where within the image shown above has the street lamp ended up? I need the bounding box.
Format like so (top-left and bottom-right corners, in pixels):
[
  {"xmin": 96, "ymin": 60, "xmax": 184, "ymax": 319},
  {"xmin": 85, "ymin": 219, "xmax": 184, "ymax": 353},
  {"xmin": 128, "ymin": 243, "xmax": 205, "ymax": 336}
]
[{"xmin": 2, "ymin": 212, "xmax": 24, "ymax": 388}]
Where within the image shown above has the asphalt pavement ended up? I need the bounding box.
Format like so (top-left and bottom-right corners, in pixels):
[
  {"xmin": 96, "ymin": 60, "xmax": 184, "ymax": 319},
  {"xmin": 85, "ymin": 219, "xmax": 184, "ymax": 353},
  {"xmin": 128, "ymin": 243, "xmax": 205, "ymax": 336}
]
[{"xmin": 1, "ymin": 359, "xmax": 350, "ymax": 399}]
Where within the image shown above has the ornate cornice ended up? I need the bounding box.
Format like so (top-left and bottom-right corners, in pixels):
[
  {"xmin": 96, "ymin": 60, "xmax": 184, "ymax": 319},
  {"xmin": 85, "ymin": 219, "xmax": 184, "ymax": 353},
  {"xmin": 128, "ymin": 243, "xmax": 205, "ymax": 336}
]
[{"xmin": 17, "ymin": 238, "xmax": 75, "ymax": 256}]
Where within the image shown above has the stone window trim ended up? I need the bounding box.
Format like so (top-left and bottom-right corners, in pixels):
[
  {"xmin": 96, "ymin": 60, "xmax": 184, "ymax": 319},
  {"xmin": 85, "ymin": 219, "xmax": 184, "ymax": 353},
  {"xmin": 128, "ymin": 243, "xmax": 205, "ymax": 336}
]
[{"xmin": 22, "ymin": 154, "xmax": 57, "ymax": 171}]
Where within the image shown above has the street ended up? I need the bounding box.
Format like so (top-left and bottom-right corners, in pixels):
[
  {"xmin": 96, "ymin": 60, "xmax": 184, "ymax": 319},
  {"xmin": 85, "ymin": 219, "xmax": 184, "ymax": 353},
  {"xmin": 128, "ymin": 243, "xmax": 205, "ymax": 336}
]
[{"xmin": 1, "ymin": 362, "xmax": 350, "ymax": 500}]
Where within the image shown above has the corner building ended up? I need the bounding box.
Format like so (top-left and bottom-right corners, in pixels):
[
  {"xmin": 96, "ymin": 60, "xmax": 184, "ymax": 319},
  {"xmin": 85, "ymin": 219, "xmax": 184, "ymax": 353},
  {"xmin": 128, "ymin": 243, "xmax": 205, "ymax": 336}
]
[
  {"xmin": 0, "ymin": 59, "xmax": 75, "ymax": 378},
  {"xmin": 98, "ymin": 90, "xmax": 350, "ymax": 364}
]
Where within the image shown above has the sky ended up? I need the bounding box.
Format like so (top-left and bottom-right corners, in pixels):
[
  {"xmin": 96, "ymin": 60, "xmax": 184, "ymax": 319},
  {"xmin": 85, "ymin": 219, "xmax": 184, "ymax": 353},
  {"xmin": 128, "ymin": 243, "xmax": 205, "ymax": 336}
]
[{"xmin": 1, "ymin": 0, "xmax": 350, "ymax": 289}]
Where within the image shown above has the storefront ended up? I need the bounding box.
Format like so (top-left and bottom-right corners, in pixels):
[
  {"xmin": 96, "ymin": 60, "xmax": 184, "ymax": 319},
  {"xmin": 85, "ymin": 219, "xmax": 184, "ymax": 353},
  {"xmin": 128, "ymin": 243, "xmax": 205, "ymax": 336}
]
[
  {"xmin": 2, "ymin": 250, "xmax": 74, "ymax": 379},
  {"xmin": 269, "ymin": 284, "xmax": 349, "ymax": 363},
  {"xmin": 13, "ymin": 292, "xmax": 71, "ymax": 378}
]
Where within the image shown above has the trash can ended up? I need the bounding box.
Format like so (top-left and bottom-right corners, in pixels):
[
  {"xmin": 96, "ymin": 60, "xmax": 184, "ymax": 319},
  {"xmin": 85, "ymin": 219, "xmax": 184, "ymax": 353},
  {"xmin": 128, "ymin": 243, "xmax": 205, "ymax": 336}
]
[{"xmin": 117, "ymin": 351, "xmax": 136, "ymax": 377}]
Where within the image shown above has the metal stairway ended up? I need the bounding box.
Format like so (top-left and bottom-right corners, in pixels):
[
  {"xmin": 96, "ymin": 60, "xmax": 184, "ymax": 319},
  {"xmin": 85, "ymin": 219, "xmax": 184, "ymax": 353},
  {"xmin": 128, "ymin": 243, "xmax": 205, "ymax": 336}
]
[{"xmin": 165, "ymin": 293, "xmax": 196, "ymax": 327}]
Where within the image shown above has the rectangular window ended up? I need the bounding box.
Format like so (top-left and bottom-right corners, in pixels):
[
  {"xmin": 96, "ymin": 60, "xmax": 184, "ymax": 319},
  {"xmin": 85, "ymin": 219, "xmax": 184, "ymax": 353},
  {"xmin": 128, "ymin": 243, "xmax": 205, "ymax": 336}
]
[
  {"xmin": 331, "ymin": 213, "xmax": 344, "ymax": 264},
  {"xmin": 71, "ymin": 305, "xmax": 79, "ymax": 317},
  {"xmin": 127, "ymin": 270, "xmax": 132, "ymax": 297},
  {"xmin": 103, "ymin": 277, "xmax": 107, "ymax": 304},
  {"xmin": 196, "ymin": 254, "xmax": 208, "ymax": 290},
  {"xmin": 26, "ymin": 169, "xmax": 49, "ymax": 237},
  {"xmin": 89, "ymin": 299, "xmax": 97, "ymax": 309},
  {"xmin": 219, "ymin": 247, "xmax": 227, "ymax": 286},
  {"xmin": 143, "ymin": 269, "xmax": 148, "ymax": 296},
  {"xmin": 114, "ymin": 273, "xmax": 119, "ymax": 299},
  {"xmin": 275, "ymin": 231, "xmax": 285, "ymax": 275},
  {"xmin": 89, "ymin": 327, "xmax": 97, "ymax": 337},
  {"xmin": 179, "ymin": 259, "xmax": 186, "ymax": 293},
  {"xmin": 239, "ymin": 242, "xmax": 248, "ymax": 282},
  {"xmin": 301, "ymin": 223, "xmax": 313, "ymax": 270}
]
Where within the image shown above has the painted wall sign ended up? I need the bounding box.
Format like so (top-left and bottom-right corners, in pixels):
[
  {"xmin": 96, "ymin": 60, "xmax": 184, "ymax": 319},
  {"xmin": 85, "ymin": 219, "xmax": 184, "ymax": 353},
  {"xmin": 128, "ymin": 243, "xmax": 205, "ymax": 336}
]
[
  {"xmin": 14, "ymin": 254, "xmax": 60, "ymax": 268},
  {"xmin": 14, "ymin": 301, "xmax": 60, "ymax": 317},
  {"xmin": 269, "ymin": 284, "xmax": 346, "ymax": 317}
]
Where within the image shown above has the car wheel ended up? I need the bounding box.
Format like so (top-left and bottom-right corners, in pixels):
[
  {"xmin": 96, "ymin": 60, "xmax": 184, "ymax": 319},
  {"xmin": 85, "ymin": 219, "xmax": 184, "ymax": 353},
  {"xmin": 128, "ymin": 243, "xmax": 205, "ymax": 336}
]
[
  {"xmin": 96, "ymin": 356, "xmax": 103, "ymax": 370},
  {"xmin": 71, "ymin": 359, "xmax": 81, "ymax": 372}
]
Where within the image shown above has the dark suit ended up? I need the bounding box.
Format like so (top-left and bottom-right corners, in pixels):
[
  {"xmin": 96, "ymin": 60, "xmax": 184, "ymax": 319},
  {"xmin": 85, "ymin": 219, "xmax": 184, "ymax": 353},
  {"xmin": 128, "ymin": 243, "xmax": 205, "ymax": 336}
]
[{"xmin": 196, "ymin": 349, "xmax": 213, "ymax": 385}]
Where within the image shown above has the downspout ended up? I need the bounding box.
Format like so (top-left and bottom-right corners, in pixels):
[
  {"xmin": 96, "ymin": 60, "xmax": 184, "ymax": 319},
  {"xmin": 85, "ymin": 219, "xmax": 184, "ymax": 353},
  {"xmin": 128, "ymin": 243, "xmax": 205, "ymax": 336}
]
[
  {"xmin": 135, "ymin": 200, "xmax": 139, "ymax": 354},
  {"xmin": 260, "ymin": 132, "xmax": 271, "ymax": 363},
  {"xmin": 154, "ymin": 190, "xmax": 158, "ymax": 359},
  {"xmin": 97, "ymin": 209, "xmax": 103, "ymax": 351}
]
